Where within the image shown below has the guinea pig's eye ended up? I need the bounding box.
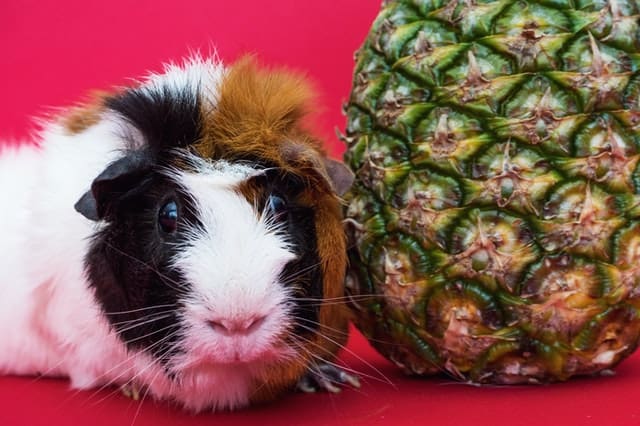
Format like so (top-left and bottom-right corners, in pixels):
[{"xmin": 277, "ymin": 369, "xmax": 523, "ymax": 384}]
[
  {"xmin": 266, "ymin": 194, "xmax": 288, "ymax": 222},
  {"xmin": 158, "ymin": 200, "xmax": 179, "ymax": 233}
]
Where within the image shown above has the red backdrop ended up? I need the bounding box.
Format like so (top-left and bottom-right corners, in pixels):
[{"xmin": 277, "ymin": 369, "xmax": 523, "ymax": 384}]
[{"xmin": 1, "ymin": 1, "xmax": 640, "ymax": 425}]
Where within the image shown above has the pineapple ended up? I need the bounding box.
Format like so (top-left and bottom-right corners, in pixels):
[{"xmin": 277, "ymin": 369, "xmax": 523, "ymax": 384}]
[{"xmin": 343, "ymin": 0, "xmax": 640, "ymax": 383}]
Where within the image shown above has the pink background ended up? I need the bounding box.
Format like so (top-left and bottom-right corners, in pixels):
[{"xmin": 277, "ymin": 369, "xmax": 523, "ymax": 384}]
[{"xmin": 1, "ymin": 1, "xmax": 640, "ymax": 425}]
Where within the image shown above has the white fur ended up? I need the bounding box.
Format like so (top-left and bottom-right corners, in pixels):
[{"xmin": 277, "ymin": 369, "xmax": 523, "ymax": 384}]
[
  {"xmin": 146, "ymin": 54, "xmax": 226, "ymax": 110},
  {"xmin": 164, "ymin": 161, "xmax": 298, "ymax": 410},
  {"xmin": 0, "ymin": 57, "xmax": 296, "ymax": 412},
  {"xmin": 0, "ymin": 118, "xmax": 132, "ymax": 386}
]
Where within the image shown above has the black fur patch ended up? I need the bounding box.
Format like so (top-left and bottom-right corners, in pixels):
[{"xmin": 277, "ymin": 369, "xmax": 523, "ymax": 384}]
[
  {"xmin": 254, "ymin": 171, "xmax": 324, "ymax": 336},
  {"xmin": 282, "ymin": 206, "xmax": 323, "ymax": 337},
  {"xmin": 87, "ymin": 82, "xmax": 204, "ymax": 363},
  {"xmin": 105, "ymin": 83, "xmax": 202, "ymax": 153},
  {"xmin": 86, "ymin": 171, "xmax": 201, "ymax": 363}
]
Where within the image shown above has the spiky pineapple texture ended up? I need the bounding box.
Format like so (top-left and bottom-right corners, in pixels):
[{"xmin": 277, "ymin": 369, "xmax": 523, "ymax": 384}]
[{"xmin": 343, "ymin": 0, "xmax": 640, "ymax": 383}]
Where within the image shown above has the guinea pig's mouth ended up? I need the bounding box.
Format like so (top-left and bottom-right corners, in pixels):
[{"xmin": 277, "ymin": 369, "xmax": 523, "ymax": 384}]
[
  {"xmin": 169, "ymin": 333, "xmax": 297, "ymax": 372},
  {"xmin": 207, "ymin": 345, "xmax": 288, "ymax": 365},
  {"xmin": 166, "ymin": 346, "xmax": 296, "ymax": 383}
]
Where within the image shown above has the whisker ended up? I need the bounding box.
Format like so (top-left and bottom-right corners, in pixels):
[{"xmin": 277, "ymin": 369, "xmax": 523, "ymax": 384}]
[
  {"xmin": 290, "ymin": 337, "xmax": 386, "ymax": 390},
  {"xmin": 293, "ymin": 294, "xmax": 407, "ymax": 309},
  {"xmin": 130, "ymin": 362, "xmax": 166, "ymax": 426},
  {"xmin": 103, "ymin": 304, "xmax": 177, "ymax": 316},
  {"xmin": 27, "ymin": 314, "xmax": 176, "ymax": 386},
  {"xmin": 249, "ymin": 348, "xmax": 316, "ymax": 401},
  {"xmin": 279, "ymin": 262, "xmax": 324, "ymax": 286},
  {"xmin": 114, "ymin": 314, "xmax": 175, "ymax": 335},
  {"xmin": 85, "ymin": 330, "xmax": 181, "ymax": 407},
  {"xmin": 286, "ymin": 338, "xmax": 383, "ymax": 398},
  {"xmin": 295, "ymin": 315, "xmax": 458, "ymax": 382},
  {"xmin": 26, "ymin": 358, "xmax": 70, "ymax": 386},
  {"xmin": 107, "ymin": 310, "xmax": 175, "ymax": 326},
  {"xmin": 290, "ymin": 317, "xmax": 351, "ymax": 339},
  {"xmin": 122, "ymin": 323, "xmax": 180, "ymax": 346},
  {"xmin": 103, "ymin": 242, "xmax": 187, "ymax": 295},
  {"xmin": 296, "ymin": 317, "xmax": 452, "ymax": 382},
  {"xmin": 290, "ymin": 323, "xmax": 397, "ymax": 389},
  {"xmin": 294, "ymin": 316, "xmax": 399, "ymax": 347},
  {"xmin": 295, "ymin": 294, "xmax": 386, "ymax": 303}
]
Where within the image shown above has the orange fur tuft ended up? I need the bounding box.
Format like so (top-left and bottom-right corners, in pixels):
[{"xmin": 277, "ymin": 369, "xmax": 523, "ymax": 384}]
[
  {"xmin": 60, "ymin": 91, "xmax": 110, "ymax": 135},
  {"xmin": 197, "ymin": 55, "xmax": 325, "ymax": 167}
]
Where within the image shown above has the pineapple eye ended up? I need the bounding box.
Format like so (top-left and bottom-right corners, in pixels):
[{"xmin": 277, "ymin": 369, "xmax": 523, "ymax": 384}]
[{"xmin": 159, "ymin": 200, "xmax": 178, "ymax": 233}]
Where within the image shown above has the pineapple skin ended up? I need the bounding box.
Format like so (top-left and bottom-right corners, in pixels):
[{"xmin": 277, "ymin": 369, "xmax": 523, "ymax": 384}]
[{"xmin": 344, "ymin": 0, "xmax": 640, "ymax": 383}]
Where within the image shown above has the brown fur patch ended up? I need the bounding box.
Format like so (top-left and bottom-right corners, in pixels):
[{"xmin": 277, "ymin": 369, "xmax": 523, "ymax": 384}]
[
  {"xmin": 196, "ymin": 56, "xmax": 325, "ymax": 166},
  {"xmin": 61, "ymin": 91, "xmax": 110, "ymax": 135},
  {"xmin": 202, "ymin": 57, "xmax": 349, "ymax": 399}
]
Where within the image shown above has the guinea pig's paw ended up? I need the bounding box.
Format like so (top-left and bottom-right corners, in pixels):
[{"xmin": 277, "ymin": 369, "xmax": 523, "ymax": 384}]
[
  {"xmin": 120, "ymin": 383, "xmax": 142, "ymax": 400},
  {"xmin": 296, "ymin": 363, "xmax": 361, "ymax": 394}
]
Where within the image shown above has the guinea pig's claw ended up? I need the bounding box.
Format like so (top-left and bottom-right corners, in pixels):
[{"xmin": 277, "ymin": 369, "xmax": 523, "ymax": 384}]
[{"xmin": 297, "ymin": 363, "xmax": 361, "ymax": 394}]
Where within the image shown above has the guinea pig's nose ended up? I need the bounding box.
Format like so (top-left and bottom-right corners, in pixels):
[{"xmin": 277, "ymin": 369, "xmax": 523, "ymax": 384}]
[{"xmin": 208, "ymin": 315, "xmax": 267, "ymax": 336}]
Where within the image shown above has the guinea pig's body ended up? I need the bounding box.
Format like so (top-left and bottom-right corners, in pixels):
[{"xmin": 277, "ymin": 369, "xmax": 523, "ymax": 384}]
[{"xmin": 0, "ymin": 57, "xmax": 353, "ymax": 412}]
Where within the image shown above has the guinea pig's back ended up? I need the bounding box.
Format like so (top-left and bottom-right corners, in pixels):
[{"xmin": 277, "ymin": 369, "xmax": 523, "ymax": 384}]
[
  {"xmin": 0, "ymin": 143, "xmax": 42, "ymax": 282},
  {"xmin": 0, "ymin": 121, "xmax": 124, "ymax": 279},
  {"xmin": 0, "ymin": 122, "xmax": 125, "ymax": 377},
  {"xmin": 0, "ymin": 142, "xmax": 55, "ymax": 375}
]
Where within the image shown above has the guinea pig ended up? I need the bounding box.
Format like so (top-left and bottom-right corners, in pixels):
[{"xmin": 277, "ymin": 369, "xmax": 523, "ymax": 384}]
[{"xmin": 0, "ymin": 55, "xmax": 356, "ymax": 412}]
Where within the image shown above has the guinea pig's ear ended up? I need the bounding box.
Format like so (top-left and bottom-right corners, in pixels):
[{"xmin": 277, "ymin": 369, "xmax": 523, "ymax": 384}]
[
  {"xmin": 75, "ymin": 152, "xmax": 152, "ymax": 221},
  {"xmin": 322, "ymin": 157, "xmax": 355, "ymax": 197},
  {"xmin": 280, "ymin": 140, "xmax": 354, "ymax": 196}
]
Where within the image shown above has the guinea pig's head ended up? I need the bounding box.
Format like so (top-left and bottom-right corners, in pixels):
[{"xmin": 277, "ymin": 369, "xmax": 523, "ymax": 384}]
[{"xmin": 73, "ymin": 56, "xmax": 354, "ymax": 411}]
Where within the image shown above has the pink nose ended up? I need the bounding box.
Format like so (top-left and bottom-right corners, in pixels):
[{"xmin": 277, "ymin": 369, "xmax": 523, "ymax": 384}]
[{"xmin": 208, "ymin": 315, "xmax": 266, "ymax": 336}]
